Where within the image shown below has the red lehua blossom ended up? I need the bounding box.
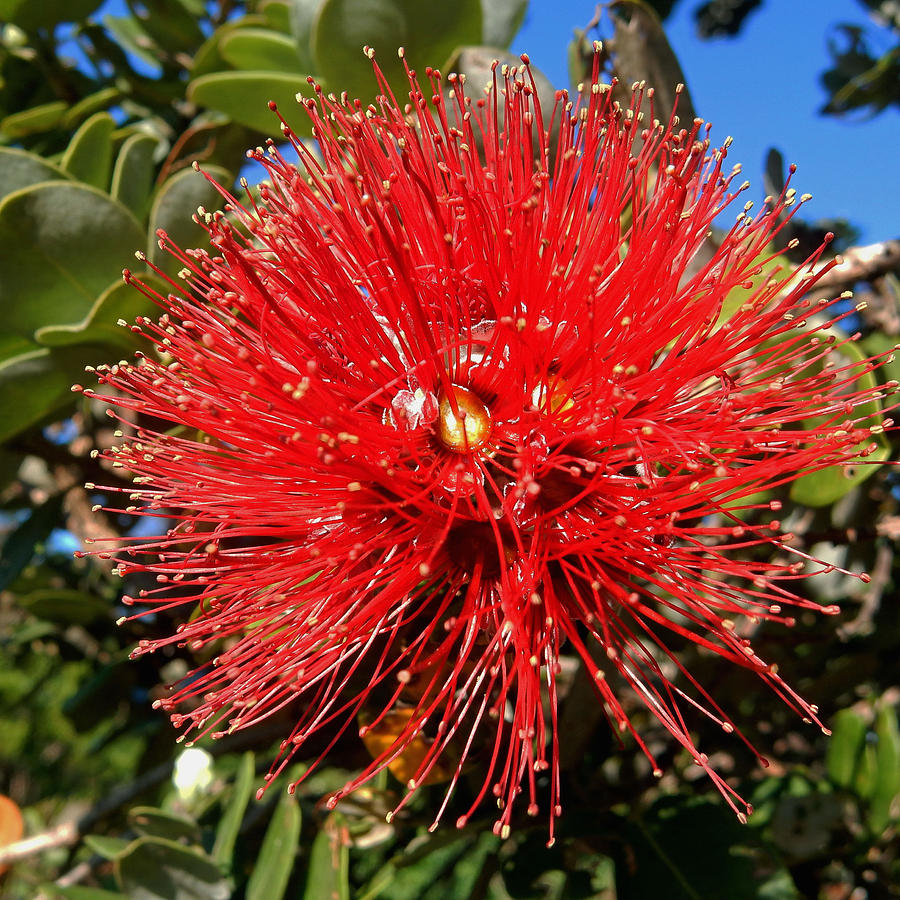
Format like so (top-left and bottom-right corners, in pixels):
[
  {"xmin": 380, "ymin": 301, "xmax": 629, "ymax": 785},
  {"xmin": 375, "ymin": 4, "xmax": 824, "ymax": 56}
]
[{"xmin": 80, "ymin": 47, "xmax": 895, "ymax": 842}]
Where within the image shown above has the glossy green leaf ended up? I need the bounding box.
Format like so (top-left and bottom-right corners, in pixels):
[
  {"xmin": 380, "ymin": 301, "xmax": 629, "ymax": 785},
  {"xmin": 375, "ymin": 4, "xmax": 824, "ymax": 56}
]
[
  {"xmin": 34, "ymin": 277, "xmax": 161, "ymax": 352},
  {"xmin": 301, "ymin": 813, "xmax": 349, "ymax": 900},
  {"xmin": 212, "ymin": 751, "xmax": 255, "ymax": 868},
  {"xmin": 289, "ymin": 0, "xmax": 325, "ymax": 70},
  {"xmin": 17, "ymin": 588, "xmax": 110, "ymax": 625},
  {"xmin": 869, "ymin": 703, "xmax": 900, "ymax": 835},
  {"xmin": 260, "ymin": 0, "xmax": 293, "ymax": 34},
  {"xmin": 480, "ymin": 0, "xmax": 528, "ymax": 47},
  {"xmin": 220, "ymin": 28, "xmax": 304, "ymax": 72},
  {"xmin": 0, "ymin": 493, "xmax": 64, "ymax": 590},
  {"xmin": 246, "ymin": 789, "xmax": 303, "ymax": 900},
  {"xmin": 312, "ymin": 0, "xmax": 482, "ymax": 103},
  {"xmin": 110, "ymin": 133, "xmax": 160, "ymax": 222},
  {"xmin": 190, "ymin": 15, "xmax": 270, "ymax": 78},
  {"xmin": 0, "ymin": 345, "xmax": 84, "ymax": 443},
  {"xmin": 826, "ymin": 709, "xmax": 868, "ymax": 789},
  {"xmin": 60, "ymin": 112, "xmax": 115, "ymax": 190},
  {"xmin": 0, "ymin": 147, "xmax": 69, "ymax": 203},
  {"xmin": 61, "ymin": 87, "xmax": 123, "ymax": 130},
  {"xmin": 129, "ymin": 807, "xmax": 203, "ymax": 844},
  {"xmin": 0, "ymin": 101, "xmax": 68, "ymax": 138},
  {"xmin": 0, "ymin": 182, "xmax": 143, "ymax": 338},
  {"xmin": 790, "ymin": 336, "xmax": 891, "ymax": 507},
  {"xmin": 148, "ymin": 166, "xmax": 230, "ymax": 275},
  {"xmin": 188, "ymin": 71, "xmax": 318, "ymax": 137},
  {"xmin": 116, "ymin": 837, "xmax": 230, "ymax": 900},
  {"xmin": 83, "ymin": 835, "xmax": 134, "ymax": 860}
]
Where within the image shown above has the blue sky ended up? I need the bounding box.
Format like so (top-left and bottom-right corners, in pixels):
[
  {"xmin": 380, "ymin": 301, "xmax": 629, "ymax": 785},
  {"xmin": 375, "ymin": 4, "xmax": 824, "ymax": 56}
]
[{"xmin": 514, "ymin": 1, "xmax": 898, "ymax": 243}]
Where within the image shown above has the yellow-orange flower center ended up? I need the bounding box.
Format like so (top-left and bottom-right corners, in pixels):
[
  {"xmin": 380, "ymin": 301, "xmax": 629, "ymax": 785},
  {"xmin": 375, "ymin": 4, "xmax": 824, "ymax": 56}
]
[{"xmin": 437, "ymin": 385, "xmax": 492, "ymax": 452}]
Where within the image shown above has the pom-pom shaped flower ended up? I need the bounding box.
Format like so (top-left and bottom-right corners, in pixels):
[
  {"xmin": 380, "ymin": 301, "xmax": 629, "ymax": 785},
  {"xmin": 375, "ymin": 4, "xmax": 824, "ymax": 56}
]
[{"xmin": 83, "ymin": 49, "xmax": 894, "ymax": 840}]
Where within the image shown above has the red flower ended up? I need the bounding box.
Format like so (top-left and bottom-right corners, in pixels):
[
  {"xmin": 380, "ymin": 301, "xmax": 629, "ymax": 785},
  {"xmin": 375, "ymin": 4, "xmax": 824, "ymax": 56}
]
[{"xmin": 82, "ymin": 48, "xmax": 893, "ymax": 841}]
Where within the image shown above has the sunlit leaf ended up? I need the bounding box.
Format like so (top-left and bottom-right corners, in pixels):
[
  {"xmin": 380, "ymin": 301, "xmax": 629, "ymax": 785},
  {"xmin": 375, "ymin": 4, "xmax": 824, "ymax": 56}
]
[
  {"xmin": 61, "ymin": 87, "xmax": 123, "ymax": 130},
  {"xmin": 312, "ymin": 0, "xmax": 482, "ymax": 103},
  {"xmin": 212, "ymin": 751, "xmax": 255, "ymax": 869},
  {"xmin": 60, "ymin": 112, "xmax": 115, "ymax": 190},
  {"xmin": 0, "ymin": 101, "xmax": 68, "ymax": 139},
  {"xmin": 0, "ymin": 147, "xmax": 70, "ymax": 203},
  {"xmin": 187, "ymin": 71, "xmax": 318, "ymax": 137},
  {"xmin": 219, "ymin": 28, "xmax": 304, "ymax": 73},
  {"xmin": 0, "ymin": 182, "xmax": 143, "ymax": 339},
  {"xmin": 245, "ymin": 789, "xmax": 302, "ymax": 900},
  {"xmin": 110, "ymin": 133, "xmax": 160, "ymax": 223},
  {"xmin": 301, "ymin": 813, "xmax": 349, "ymax": 900}
]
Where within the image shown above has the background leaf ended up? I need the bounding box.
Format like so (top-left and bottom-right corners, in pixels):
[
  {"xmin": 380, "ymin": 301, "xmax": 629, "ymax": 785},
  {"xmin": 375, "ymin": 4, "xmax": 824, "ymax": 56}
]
[
  {"xmin": 245, "ymin": 789, "xmax": 302, "ymax": 900},
  {"xmin": 311, "ymin": 0, "xmax": 482, "ymax": 102}
]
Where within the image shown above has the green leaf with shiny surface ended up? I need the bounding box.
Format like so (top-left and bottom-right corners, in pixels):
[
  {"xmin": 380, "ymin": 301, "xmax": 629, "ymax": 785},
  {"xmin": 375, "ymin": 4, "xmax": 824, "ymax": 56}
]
[
  {"xmin": 212, "ymin": 751, "xmax": 255, "ymax": 868},
  {"xmin": 61, "ymin": 87, "xmax": 123, "ymax": 130},
  {"xmin": 110, "ymin": 133, "xmax": 160, "ymax": 222},
  {"xmin": 148, "ymin": 166, "xmax": 231, "ymax": 276},
  {"xmin": 246, "ymin": 788, "xmax": 303, "ymax": 900},
  {"xmin": 34, "ymin": 277, "xmax": 160, "ymax": 352},
  {"xmin": 0, "ymin": 345, "xmax": 98, "ymax": 443},
  {"xmin": 220, "ymin": 28, "xmax": 305, "ymax": 72},
  {"xmin": 260, "ymin": 0, "xmax": 292, "ymax": 33},
  {"xmin": 187, "ymin": 71, "xmax": 318, "ymax": 137},
  {"xmin": 289, "ymin": 0, "xmax": 326, "ymax": 70},
  {"xmin": 0, "ymin": 182, "xmax": 143, "ymax": 339},
  {"xmin": 301, "ymin": 813, "xmax": 349, "ymax": 900},
  {"xmin": 60, "ymin": 112, "xmax": 115, "ymax": 190},
  {"xmin": 312, "ymin": 0, "xmax": 482, "ymax": 103},
  {"xmin": 0, "ymin": 147, "xmax": 69, "ymax": 203},
  {"xmin": 0, "ymin": 101, "xmax": 68, "ymax": 138}
]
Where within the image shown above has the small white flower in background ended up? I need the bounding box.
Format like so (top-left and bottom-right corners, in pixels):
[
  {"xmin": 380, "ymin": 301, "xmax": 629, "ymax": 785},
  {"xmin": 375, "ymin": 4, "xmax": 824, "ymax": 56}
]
[{"xmin": 172, "ymin": 747, "xmax": 214, "ymax": 802}]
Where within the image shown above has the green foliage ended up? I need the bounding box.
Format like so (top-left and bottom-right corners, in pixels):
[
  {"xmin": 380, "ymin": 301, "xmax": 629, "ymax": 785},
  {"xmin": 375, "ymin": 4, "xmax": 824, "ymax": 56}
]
[{"xmin": 246, "ymin": 788, "xmax": 303, "ymax": 900}]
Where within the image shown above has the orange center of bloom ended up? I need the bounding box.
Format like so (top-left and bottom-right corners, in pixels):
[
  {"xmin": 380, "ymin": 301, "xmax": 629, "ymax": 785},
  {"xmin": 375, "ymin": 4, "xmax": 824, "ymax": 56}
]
[{"xmin": 437, "ymin": 385, "xmax": 492, "ymax": 452}]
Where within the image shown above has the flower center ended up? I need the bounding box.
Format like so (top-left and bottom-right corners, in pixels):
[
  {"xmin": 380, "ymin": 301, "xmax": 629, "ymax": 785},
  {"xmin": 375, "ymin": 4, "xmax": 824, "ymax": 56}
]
[{"xmin": 437, "ymin": 385, "xmax": 492, "ymax": 453}]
